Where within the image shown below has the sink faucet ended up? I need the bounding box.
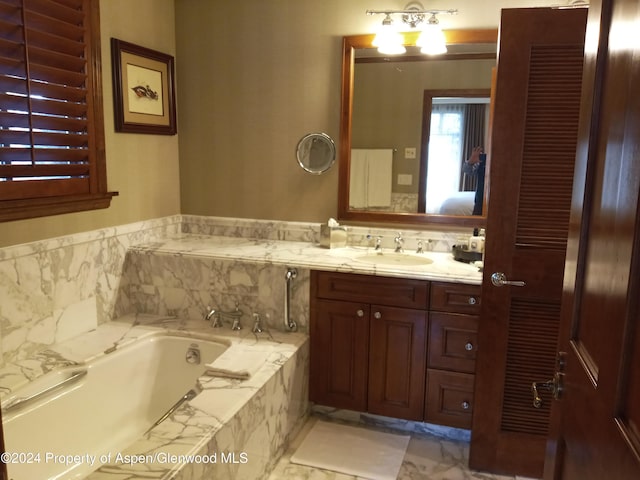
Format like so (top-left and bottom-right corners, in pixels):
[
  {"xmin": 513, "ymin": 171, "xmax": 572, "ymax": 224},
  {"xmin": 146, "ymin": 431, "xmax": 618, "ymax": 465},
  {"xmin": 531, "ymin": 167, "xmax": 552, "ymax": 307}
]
[
  {"xmin": 394, "ymin": 232, "xmax": 404, "ymax": 253},
  {"xmin": 374, "ymin": 236, "xmax": 382, "ymax": 252}
]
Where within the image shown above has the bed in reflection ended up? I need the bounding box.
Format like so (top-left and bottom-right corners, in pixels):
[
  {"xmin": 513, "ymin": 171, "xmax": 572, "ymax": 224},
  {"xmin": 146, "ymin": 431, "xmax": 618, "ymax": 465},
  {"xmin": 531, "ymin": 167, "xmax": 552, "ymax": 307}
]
[{"xmin": 438, "ymin": 191, "xmax": 475, "ymax": 216}]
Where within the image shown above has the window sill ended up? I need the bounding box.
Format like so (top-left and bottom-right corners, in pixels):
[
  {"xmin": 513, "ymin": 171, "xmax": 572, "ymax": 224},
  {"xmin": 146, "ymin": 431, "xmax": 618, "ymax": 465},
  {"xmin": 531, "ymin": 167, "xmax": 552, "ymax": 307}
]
[{"xmin": 0, "ymin": 192, "xmax": 119, "ymax": 222}]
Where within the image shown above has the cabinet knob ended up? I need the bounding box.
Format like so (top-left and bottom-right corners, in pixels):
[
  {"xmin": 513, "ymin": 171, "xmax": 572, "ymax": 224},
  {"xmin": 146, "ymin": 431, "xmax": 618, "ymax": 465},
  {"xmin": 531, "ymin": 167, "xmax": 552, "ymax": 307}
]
[
  {"xmin": 465, "ymin": 342, "xmax": 474, "ymax": 351},
  {"xmin": 373, "ymin": 311, "xmax": 382, "ymax": 319},
  {"xmin": 468, "ymin": 296, "xmax": 477, "ymax": 305},
  {"xmin": 462, "ymin": 400, "xmax": 471, "ymax": 410},
  {"xmin": 356, "ymin": 309, "xmax": 364, "ymax": 317}
]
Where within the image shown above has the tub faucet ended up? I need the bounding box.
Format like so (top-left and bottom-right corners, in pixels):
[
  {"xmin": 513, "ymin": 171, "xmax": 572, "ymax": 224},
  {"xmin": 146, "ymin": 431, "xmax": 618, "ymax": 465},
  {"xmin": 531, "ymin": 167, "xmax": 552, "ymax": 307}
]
[
  {"xmin": 225, "ymin": 303, "xmax": 243, "ymax": 330},
  {"xmin": 394, "ymin": 232, "xmax": 404, "ymax": 253},
  {"xmin": 206, "ymin": 303, "xmax": 244, "ymax": 329},
  {"xmin": 252, "ymin": 313, "xmax": 264, "ymax": 333},
  {"xmin": 204, "ymin": 306, "xmax": 222, "ymax": 328}
]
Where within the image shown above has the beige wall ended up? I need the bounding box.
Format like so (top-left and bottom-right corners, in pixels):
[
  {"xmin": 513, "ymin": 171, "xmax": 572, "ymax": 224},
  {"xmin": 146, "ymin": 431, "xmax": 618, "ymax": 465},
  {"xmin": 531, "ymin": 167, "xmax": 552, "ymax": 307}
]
[
  {"xmin": 175, "ymin": 0, "xmax": 559, "ymax": 222},
  {"xmin": 0, "ymin": 0, "xmax": 180, "ymax": 248},
  {"xmin": 0, "ymin": 0, "xmax": 563, "ymax": 247}
]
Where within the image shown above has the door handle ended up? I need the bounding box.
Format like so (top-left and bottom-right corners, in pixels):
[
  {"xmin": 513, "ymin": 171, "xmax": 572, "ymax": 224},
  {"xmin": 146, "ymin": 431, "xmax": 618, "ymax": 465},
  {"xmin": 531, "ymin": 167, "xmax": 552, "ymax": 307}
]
[
  {"xmin": 491, "ymin": 272, "xmax": 526, "ymax": 287},
  {"xmin": 531, "ymin": 372, "xmax": 564, "ymax": 408}
]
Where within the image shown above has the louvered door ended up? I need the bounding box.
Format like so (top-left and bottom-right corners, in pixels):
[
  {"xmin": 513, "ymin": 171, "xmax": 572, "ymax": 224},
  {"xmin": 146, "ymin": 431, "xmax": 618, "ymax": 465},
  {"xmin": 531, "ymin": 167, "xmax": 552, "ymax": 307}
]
[{"xmin": 469, "ymin": 7, "xmax": 587, "ymax": 478}]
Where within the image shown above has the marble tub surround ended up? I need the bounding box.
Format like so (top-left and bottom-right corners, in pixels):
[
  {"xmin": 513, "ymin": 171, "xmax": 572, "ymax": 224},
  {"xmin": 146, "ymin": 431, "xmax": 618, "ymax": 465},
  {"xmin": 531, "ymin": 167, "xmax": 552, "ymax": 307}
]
[
  {"xmin": 0, "ymin": 314, "xmax": 309, "ymax": 480},
  {"xmin": 116, "ymin": 247, "xmax": 311, "ymax": 333},
  {"xmin": 0, "ymin": 216, "xmax": 182, "ymax": 368}
]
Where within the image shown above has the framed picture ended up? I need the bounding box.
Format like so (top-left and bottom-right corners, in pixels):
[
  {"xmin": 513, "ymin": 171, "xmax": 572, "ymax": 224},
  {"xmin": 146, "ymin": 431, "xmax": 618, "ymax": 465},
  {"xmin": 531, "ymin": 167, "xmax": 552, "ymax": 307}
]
[{"xmin": 111, "ymin": 38, "xmax": 177, "ymax": 135}]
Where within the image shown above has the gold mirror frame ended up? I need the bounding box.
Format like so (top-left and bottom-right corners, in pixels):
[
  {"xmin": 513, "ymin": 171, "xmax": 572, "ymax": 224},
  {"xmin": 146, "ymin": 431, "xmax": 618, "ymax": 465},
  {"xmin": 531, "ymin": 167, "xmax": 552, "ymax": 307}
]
[{"xmin": 337, "ymin": 29, "xmax": 498, "ymax": 227}]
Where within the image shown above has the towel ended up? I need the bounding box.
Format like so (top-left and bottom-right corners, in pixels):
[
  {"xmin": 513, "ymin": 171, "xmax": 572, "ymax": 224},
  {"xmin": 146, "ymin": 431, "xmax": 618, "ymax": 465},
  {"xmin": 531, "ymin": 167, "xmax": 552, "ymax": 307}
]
[
  {"xmin": 203, "ymin": 345, "xmax": 269, "ymax": 381},
  {"xmin": 349, "ymin": 149, "xmax": 393, "ymax": 208},
  {"xmin": 349, "ymin": 150, "xmax": 368, "ymax": 208},
  {"xmin": 366, "ymin": 149, "xmax": 393, "ymax": 207}
]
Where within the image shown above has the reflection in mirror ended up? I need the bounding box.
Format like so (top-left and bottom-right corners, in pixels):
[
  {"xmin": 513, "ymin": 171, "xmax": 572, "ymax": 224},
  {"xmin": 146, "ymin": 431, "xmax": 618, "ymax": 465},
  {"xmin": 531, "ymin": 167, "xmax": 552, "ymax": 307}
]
[
  {"xmin": 296, "ymin": 132, "xmax": 336, "ymax": 174},
  {"xmin": 419, "ymin": 90, "xmax": 490, "ymax": 215},
  {"xmin": 338, "ymin": 30, "xmax": 498, "ymax": 227}
]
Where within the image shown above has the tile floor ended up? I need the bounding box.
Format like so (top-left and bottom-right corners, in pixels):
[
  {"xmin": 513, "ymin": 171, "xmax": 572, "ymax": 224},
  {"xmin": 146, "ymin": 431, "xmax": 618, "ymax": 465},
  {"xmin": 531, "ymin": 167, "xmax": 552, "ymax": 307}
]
[{"xmin": 269, "ymin": 416, "xmax": 537, "ymax": 480}]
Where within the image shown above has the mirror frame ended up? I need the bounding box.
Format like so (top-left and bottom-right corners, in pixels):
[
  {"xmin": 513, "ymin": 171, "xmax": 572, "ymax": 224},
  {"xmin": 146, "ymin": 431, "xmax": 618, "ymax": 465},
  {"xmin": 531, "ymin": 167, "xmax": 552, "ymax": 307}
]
[{"xmin": 337, "ymin": 29, "xmax": 499, "ymax": 227}]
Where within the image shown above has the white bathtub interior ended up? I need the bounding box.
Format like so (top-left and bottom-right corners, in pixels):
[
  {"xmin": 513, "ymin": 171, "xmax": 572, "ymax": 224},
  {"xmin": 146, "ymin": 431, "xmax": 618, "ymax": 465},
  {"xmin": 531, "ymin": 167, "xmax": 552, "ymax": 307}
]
[{"xmin": 2, "ymin": 334, "xmax": 228, "ymax": 480}]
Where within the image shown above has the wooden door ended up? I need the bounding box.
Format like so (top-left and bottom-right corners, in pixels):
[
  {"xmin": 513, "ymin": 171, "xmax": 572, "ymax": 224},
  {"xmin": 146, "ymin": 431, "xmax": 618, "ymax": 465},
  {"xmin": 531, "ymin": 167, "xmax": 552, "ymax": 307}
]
[
  {"xmin": 469, "ymin": 7, "xmax": 587, "ymax": 478},
  {"xmin": 368, "ymin": 305, "xmax": 427, "ymax": 420},
  {"xmin": 309, "ymin": 298, "xmax": 370, "ymax": 411},
  {"xmin": 544, "ymin": 0, "xmax": 640, "ymax": 478}
]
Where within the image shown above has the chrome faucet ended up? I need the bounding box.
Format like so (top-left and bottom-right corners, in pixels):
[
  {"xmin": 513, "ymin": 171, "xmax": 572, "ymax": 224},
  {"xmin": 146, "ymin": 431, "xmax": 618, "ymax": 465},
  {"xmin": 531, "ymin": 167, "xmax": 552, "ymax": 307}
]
[
  {"xmin": 374, "ymin": 236, "xmax": 383, "ymax": 251},
  {"xmin": 416, "ymin": 240, "xmax": 424, "ymax": 254},
  {"xmin": 204, "ymin": 306, "xmax": 222, "ymax": 328},
  {"xmin": 394, "ymin": 232, "xmax": 404, "ymax": 253},
  {"xmin": 204, "ymin": 303, "xmax": 243, "ymax": 330},
  {"xmin": 252, "ymin": 313, "xmax": 264, "ymax": 333}
]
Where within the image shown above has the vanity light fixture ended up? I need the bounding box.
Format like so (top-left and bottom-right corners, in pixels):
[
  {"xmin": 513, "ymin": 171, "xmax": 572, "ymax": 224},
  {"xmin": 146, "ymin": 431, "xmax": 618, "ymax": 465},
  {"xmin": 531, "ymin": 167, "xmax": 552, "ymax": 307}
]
[
  {"xmin": 366, "ymin": 2, "xmax": 457, "ymax": 55},
  {"xmin": 416, "ymin": 14, "xmax": 447, "ymax": 55},
  {"xmin": 371, "ymin": 13, "xmax": 406, "ymax": 54}
]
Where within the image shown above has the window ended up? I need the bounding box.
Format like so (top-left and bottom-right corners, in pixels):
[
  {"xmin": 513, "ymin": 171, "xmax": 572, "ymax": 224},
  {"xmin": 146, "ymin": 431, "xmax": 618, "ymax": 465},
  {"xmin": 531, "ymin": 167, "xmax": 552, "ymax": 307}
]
[
  {"xmin": 425, "ymin": 104, "xmax": 465, "ymax": 213},
  {"xmin": 0, "ymin": 0, "xmax": 116, "ymax": 222}
]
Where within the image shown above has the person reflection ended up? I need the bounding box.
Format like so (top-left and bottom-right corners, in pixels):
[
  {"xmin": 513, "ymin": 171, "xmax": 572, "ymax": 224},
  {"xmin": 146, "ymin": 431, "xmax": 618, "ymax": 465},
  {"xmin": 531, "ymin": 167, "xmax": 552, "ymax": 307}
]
[{"xmin": 462, "ymin": 146, "xmax": 486, "ymax": 216}]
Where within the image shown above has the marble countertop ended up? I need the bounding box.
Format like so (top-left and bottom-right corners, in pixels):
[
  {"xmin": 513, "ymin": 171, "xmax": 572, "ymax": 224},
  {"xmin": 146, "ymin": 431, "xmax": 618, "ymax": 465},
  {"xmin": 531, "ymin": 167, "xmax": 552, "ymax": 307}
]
[{"xmin": 131, "ymin": 235, "xmax": 483, "ymax": 284}]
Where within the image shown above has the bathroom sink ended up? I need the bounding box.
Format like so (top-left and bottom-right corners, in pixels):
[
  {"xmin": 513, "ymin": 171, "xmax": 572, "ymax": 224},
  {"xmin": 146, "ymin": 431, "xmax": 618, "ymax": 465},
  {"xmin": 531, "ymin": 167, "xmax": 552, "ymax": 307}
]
[{"xmin": 354, "ymin": 253, "xmax": 433, "ymax": 266}]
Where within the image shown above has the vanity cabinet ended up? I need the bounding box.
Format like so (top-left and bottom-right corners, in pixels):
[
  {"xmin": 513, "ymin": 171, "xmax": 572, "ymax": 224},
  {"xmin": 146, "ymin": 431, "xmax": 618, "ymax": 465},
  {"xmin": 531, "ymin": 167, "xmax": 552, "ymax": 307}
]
[
  {"xmin": 310, "ymin": 271, "xmax": 481, "ymax": 428},
  {"xmin": 425, "ymin": 282, "xmax": 481, "ymax": 429},
  {"xmin": 310, "ymin": 271, "xmax": 428, "ymax": 420}
]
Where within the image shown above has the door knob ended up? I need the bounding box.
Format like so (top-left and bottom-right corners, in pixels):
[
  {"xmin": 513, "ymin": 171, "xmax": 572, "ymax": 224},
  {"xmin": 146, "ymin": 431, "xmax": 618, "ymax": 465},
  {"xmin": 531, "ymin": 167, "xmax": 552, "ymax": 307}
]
[
  {"xmin": 531, "ymin": 372, "xmax": 564, "ymax": 408},
  {"xmin": 491, "ymin": 272, "xmax": 526, "ymax": 287}
]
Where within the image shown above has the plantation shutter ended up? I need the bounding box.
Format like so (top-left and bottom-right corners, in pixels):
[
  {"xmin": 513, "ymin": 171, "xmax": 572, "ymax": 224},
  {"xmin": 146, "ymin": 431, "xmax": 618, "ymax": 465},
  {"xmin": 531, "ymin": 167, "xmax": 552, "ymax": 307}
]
[{"xmin": 0, "ymin": 0, "xmax": 116, "ymax": 221}]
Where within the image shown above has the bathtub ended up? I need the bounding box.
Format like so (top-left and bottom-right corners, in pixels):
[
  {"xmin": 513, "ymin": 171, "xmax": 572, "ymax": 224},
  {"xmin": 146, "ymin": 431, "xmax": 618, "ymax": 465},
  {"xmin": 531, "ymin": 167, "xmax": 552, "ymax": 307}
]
[{"xmin": 2, "ymin": 333, "xmax": 228, "ymax": 480}]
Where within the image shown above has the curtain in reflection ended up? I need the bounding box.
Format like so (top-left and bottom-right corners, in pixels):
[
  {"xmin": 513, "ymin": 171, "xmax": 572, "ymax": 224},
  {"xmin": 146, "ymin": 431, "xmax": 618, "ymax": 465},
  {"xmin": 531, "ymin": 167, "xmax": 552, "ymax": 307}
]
[{"xmin": 460, "ymin": 104, "xmax": 487, "ymax": 191}]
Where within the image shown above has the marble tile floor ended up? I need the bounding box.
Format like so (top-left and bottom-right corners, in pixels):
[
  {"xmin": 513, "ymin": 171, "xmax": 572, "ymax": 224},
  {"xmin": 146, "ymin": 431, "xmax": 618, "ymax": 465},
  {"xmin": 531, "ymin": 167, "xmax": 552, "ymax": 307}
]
[{"xmin": 269, "ymin": 416, "xmax": 538, "ymax": 480}]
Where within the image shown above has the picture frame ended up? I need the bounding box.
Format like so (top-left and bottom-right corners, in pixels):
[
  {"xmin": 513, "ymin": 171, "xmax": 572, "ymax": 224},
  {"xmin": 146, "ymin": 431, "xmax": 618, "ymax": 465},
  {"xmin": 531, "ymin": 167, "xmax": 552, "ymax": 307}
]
[{"xmin": 111, "ymin": 38, "xmax": 177, "ymax": 135}]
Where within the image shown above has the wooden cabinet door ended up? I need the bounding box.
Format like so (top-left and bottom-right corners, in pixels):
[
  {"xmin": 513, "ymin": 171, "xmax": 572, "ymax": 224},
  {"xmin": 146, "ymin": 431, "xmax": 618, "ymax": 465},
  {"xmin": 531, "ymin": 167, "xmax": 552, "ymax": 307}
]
[
  {"xmin": 368, "ymin": 305, "xmax": 427, "ymax": 421},
  {"xmin": 310, "ymin": 299, "xmax": 370, "ymax": 411},
  {"xmin": 470, "ymin": 7, "xmax": 587, "ymax": 478}
]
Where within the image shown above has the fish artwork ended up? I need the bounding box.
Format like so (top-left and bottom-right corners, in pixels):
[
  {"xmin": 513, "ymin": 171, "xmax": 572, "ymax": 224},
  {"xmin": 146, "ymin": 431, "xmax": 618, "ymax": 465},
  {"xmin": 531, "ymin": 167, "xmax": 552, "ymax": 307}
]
[{"xmin": 131, "ymin": 85, "xmax": 158, "ymax": 100}]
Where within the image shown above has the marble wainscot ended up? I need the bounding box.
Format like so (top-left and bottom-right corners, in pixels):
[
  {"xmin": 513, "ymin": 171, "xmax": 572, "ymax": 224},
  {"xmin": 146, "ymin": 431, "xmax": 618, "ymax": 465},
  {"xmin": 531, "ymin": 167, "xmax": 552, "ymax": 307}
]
[
  {"xmin": 0, "ymin": 214, "xmax": 480, "ymax": 479},
  {"xmin": 0, "ymin": 314, "xmax": 309, "ymax": 480}
]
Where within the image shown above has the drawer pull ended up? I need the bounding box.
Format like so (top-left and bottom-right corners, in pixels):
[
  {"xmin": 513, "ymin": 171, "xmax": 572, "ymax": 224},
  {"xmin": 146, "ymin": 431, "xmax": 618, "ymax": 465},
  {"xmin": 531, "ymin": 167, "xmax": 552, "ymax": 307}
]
[
  {"xmin": 356, "ymin": 309, "xmax": 364, "ymax": 318},
  {"xmin": 468, "ymin": 296, "xmax": 477, "ymax": 305},
  {"xmin": 465, "ymin": 342, "xmax": 474, "ymax": 351},
  {"xmin": 462, "ymin": 401, "xmax": 471, "ymax": 410},
  {"xmin": 373, "ymin": 311, "xmax": 382, "ymax": 319}
]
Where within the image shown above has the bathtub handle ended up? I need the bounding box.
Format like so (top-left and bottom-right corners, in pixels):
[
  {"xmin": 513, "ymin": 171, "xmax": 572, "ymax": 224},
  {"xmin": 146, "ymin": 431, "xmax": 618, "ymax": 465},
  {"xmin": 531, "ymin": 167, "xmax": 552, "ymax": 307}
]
[{"xmin": 3, "ymin": 368, "xmax": 88, "ymax": 413}]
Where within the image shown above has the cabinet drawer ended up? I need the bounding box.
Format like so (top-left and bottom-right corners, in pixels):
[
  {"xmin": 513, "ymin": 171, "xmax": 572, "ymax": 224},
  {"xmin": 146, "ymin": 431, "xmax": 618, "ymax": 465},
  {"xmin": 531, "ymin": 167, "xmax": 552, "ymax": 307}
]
[
  {"xmin": 430, "ymin": 282, "xmax": 481, "ymax": 314},
  {"xmin": 425, "ymin": 370, "xmax": 475, "ymax": 429},
  {"xmin": 428, "ymin": 312, "xmax": 478, "ymax": 373},
  {"xmin": 313, "ymin": 271, "xmax": 429, "ymax": 309}
]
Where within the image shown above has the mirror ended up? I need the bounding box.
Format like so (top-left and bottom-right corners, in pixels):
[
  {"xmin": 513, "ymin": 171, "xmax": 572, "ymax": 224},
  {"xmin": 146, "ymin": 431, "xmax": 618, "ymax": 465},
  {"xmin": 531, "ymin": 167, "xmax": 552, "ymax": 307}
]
[
  {"xmin": 338, "ymin": 29, "xmax": 498, "ymax": 227},
  {"xmin": 297, "ymin": 132, "xmax": 336, "ymax": 174}
]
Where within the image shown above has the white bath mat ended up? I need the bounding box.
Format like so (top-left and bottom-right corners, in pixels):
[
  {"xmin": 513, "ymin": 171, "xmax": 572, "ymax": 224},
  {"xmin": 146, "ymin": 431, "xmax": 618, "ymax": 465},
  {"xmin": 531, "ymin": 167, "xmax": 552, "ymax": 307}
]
[{"xmin": 290, "ymin": 420, "xmax": 409, "ymax": 480}]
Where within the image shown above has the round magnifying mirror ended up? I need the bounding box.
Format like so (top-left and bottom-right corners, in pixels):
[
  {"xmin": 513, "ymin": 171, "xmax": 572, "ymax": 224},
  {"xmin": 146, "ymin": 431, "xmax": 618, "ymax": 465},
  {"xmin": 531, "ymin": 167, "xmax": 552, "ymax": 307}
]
[{"xmin": 296, "ymin": 132, "xmax": 336, "ymax": 174}]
